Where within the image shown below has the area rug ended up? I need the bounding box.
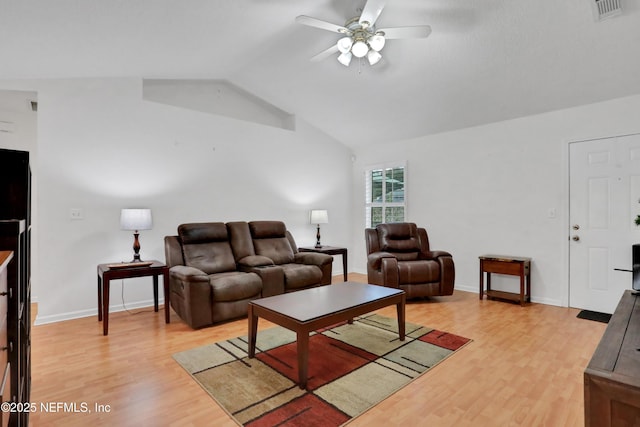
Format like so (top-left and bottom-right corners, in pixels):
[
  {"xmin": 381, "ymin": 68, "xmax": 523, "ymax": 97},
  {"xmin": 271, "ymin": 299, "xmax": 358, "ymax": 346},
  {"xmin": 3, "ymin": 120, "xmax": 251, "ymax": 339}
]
[
  {"xmin": 577, "ymin": 309, "xmax": 612, "ymax": 323},
  {"xmin": 173, "ymin": 314, "xmax": 471, "ymax": 426}
]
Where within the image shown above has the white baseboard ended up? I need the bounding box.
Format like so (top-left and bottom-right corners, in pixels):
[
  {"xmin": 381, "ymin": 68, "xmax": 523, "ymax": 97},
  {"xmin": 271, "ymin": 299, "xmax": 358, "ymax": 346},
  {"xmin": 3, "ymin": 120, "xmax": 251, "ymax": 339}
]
[{"xmin": 34, "ymin": 298, "xmax": 164, "ymax": 326}]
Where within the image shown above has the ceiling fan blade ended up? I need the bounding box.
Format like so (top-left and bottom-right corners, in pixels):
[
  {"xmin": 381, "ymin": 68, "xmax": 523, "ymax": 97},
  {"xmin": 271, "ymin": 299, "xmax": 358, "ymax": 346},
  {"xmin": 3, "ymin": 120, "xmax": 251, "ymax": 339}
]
[
  {"xmin": 296, "ymin": 15, "xmax": 349, "ymax": 34},
  {"xmin": 359, "ymin": 0, "xmax": 386, "ymax": 28},
  {"xmin": 310, "ymin": 45, "xmax": 340, "ymax": 62},
  {"xmin": 378, "ymin": 25, "xmax": 432, "ymax": 40}
]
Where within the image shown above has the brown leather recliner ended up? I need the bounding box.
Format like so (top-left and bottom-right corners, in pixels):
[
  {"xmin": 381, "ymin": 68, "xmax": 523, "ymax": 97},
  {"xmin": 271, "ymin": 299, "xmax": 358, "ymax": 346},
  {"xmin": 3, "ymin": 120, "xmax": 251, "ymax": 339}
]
[
  {"xmin": 164, "ymin": 222, "xmax": 263, "ymax": 328},
  {"xmin": 365, "ymin": 222, "xmax": 455, "ymax": 299}
]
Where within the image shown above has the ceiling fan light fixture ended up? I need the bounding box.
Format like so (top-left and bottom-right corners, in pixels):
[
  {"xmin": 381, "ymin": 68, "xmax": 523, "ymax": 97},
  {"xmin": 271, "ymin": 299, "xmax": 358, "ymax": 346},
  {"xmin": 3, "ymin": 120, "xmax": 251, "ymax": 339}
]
[
  {"xmin": 337, "ymin": 37, "xmax": 353, "ymax": 54},
  {"xmin": 337, "ymin": 51, "xmax": 352, "ymax": 66},
  {"xmin": 351, "ymin": 40, "xmax": 369, "ymax": 58},
  {"xmin": 369, "ymin": 34, "xmax": 386, "ymax": 52},
  {"xmin": 367, "ymin": 49, "xmax": 382, "ymax": 65}
]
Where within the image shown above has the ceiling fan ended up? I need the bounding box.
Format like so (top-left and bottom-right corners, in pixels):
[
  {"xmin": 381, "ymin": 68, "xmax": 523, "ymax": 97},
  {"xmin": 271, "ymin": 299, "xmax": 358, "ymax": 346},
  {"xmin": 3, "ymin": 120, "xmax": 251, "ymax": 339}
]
[{"xmin": 296, "ymin": 0, "xmax": 431, "ymax": 67}]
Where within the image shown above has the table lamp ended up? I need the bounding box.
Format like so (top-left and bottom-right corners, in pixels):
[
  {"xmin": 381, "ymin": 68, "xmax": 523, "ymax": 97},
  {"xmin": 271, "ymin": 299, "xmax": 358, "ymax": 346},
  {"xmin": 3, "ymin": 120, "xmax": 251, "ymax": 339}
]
[
  {"xmin": 310, "ymin": 209, "xmax": 329, "ymax": 248},
  {"xmin": 120, "ymin": 208, "xmax": 153, "ymax": 262}
]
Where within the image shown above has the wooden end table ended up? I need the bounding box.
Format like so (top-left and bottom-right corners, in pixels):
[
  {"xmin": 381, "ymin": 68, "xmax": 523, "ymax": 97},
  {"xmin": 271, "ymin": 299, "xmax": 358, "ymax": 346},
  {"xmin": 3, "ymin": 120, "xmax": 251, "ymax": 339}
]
[
  {"xmin": 248, "ymin": 282, "xmax": 405, "ymax": 389},
  {"xmin": 97, "ymin": 260, "xmax": 170, "ymax": 335},
  {"xmin": 479, "ymin": 254, "xmax": 531, "ymax": 306},
  {"xmin": 298, "ymin": 246, "xmax": 348, "ymax": 281}
]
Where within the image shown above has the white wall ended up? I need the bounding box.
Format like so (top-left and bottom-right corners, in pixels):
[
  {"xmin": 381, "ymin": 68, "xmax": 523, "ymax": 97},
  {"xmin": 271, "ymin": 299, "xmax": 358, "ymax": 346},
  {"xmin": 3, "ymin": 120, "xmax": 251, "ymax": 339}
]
[
  {"xmin": 351, "ymin": 93, "xmax": 640, "ymax": 307},
  {"xmin": 2, "ymin": 78, "xmax": 353, "ymax": 324},
  {"xmin": 4, "ymin": 77, "xmax": 640, "ymax": 321}
]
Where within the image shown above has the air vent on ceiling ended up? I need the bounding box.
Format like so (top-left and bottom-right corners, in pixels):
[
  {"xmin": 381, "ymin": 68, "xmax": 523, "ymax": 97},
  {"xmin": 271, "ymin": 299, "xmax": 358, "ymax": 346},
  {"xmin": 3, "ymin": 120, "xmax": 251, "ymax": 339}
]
[{"xmin": 593, "ymin": 0, "xmax": 622, "ymax": 21}]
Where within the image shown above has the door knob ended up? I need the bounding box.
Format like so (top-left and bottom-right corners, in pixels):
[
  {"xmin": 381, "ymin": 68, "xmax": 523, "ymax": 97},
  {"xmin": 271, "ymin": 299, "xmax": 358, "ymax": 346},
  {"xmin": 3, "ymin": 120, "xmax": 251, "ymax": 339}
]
[
  {"xmin": 572, "ymin": 235, "xmax": 580, "ymax": 241},
  {"xmin": 572, "ymin": 224, "xmax": 580, "ymax": 230}
]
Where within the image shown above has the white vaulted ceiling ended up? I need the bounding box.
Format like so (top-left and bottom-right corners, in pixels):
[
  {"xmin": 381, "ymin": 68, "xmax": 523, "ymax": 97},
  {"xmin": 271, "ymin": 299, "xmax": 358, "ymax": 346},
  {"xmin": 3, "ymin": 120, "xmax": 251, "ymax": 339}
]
[{"xmin": 1, "ymin": 0, "xmax": 639, "ymax": 147}]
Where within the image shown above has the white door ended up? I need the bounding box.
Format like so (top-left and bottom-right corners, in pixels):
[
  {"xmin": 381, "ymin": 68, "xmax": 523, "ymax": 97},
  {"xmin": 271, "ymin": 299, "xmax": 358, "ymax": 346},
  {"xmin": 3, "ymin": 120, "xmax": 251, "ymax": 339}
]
[{"xmin": 569, "ymin": 133, "xmax": 640, "ymax": 314}]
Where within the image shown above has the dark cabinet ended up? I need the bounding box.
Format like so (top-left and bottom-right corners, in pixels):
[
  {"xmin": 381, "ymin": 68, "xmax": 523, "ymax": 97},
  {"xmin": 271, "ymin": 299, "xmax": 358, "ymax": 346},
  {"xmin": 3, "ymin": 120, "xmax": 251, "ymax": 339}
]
[
  {"xmin": 0, "ymin": 251, "xmax": 12, "ymax": 427},
  {"xmin": 584, "ymin": 290, "xmax": 640, "ymax": 426},
  {"xmin": 0, "ymin": 149, "xmax": 32, "ymax": 427}
]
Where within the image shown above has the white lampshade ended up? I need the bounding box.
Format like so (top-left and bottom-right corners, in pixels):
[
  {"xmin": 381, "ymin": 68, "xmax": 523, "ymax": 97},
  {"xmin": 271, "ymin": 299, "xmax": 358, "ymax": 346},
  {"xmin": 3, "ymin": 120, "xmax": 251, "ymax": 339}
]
[
  {"xmin": 120, "ymin": 208, "xmax": 153, "ymax": 231},
  {"xmin": 337, "ymin": 37, "xmax": 353, "ymax": 54},
  {"xmin": 337, "ymin": 51, "xmax": 352, "ymax": 66},
  {"xmin": 310, "ymin": 209, "xmax": 329, "ymax": 224},
  {"xmin": 369, "ymin": 34, "xmax": 386, "ymax": 52},
  {"xmin": 351, "ymin": 40, "xmax": 369, "ymax": 58},
  {"xmin": 367, "ymin": 50, "xmax": 382, "ymax": 65}
]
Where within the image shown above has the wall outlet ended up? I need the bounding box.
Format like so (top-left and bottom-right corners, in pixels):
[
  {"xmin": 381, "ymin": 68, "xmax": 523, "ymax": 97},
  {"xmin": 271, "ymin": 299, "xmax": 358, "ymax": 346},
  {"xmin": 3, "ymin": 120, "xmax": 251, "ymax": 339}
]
[
  {"xmin": 547, "ymin": 208, "xmax": 557, "ymax": 219},
  {"xmin": 70, "ymin": 208, "xmax": 84, "ymax": 220}
]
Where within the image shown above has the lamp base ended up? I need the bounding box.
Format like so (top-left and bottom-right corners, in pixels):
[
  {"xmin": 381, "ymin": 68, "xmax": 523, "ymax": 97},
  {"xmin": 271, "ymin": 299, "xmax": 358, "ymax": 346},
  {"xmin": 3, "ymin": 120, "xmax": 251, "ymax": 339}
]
[
  {"xmin": 315, "ymin": 224, "xmax": 322, "ymax": 248},
  {"xmin": 131, "ymin": 232, "xmax": 143, "ymax": 263}
]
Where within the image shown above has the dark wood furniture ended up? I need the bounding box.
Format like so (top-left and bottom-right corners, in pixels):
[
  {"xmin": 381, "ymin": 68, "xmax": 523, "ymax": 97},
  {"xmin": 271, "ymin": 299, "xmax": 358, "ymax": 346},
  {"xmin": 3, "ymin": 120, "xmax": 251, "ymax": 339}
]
[
  {"xmin": 0, "ymin": 251, "xmax": 12, "ymax": 427},
  {"xmin": 479, "ymin": 254, "xmax": 531, "ymax": 306},
  {"xmin": 0, "ymin": 148, "xmax": 31, "ymax": 427},
  {"xmin": 299, "ymin": 245, "xmax": 348, "ymax": 281},
  {"xmin": 248, "ymin": 282, "xmax": 405, "ymax": 389},
  {"xmin": 633, "ymin": 244, "xmax": 639, "ymax": 291},
  {"xmin": 584, "ymin": 290, "xmax": 640, "ymax": 426},
  {"xmin": 97, "ymin": 261, "xmax": 170, "ymax": 336}
]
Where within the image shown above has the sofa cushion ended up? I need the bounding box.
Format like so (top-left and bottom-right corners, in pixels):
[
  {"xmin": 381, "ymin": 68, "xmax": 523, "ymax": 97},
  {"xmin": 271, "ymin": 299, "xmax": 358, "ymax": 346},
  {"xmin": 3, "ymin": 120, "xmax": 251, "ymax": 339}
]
[
  {"xmin": 179, "ymin": 222, "xmax": 228, "ymax": 244},
  {"xmin": 281, "ymin": 263, "xmax": 322, "ymax": 290},
  {"xmin": 178, "ymin": 223, "xmax": 236, "ymax": 274},
  {"xmin": 249, "ymin": 221, "xmax": 287, "ymax": 238},
  {"xmin": 209, "ymin": 271, "xmax": 262, "ymax": 302},
  {"xmin": 249, "ymin": 221, "xmax": 295, "ymax": 265}
]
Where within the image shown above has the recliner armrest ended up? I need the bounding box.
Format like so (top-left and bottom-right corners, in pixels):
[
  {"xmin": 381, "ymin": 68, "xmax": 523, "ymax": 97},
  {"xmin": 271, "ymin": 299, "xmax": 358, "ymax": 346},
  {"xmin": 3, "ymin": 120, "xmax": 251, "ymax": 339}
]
[
  {"xmin": 169, "ymin": 265, "xmax": 209, "ymax": 282},
  {"xmin": 294, "ymin": 252, "xmax": 333, "ymax": 266},
  {"xmin": 367, "ymin": 251, "xmax": 396, "ymax": 270},
  {"xmin": 420, "ymin": 250, "xmax": 452, "ymax": 260}
]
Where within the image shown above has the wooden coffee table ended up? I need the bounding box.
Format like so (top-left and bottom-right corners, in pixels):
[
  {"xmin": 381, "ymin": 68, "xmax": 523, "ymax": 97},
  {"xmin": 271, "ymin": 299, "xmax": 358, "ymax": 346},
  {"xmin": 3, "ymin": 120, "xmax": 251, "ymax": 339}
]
[{"xmin": 248, "ymin": 282, "xmax": 405, "ymax": 389}]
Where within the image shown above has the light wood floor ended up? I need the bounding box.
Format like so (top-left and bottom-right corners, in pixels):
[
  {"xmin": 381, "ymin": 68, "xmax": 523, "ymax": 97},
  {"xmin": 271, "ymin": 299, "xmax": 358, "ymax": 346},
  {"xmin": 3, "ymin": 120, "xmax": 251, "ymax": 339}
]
[{"xmin": 29, "ymin": 274, "xmax": 606, "ymax": 426}]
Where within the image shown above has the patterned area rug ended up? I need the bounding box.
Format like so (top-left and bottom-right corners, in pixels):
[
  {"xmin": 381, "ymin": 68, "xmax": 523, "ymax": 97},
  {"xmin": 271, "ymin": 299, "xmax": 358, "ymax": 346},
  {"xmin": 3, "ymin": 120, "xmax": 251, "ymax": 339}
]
[{"xmin": 173, "ymin": 314, "xmax": 471, "ymax": 426}]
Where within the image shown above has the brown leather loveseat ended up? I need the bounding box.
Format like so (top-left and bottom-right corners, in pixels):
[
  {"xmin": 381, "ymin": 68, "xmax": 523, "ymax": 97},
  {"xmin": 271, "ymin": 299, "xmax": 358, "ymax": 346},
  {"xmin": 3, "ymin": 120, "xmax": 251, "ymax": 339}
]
[
  {"xmin": 165, "ymin": 220, "xmax": 333, "ymax": 328},
  {"xmin": 365, "ymin": 222, "xmax": 455, "ymax": 299}
]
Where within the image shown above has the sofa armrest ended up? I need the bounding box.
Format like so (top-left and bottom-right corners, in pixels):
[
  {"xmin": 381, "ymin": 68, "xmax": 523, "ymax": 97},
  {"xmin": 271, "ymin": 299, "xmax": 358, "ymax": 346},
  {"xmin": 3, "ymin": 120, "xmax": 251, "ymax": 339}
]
[
  {"xmin": 169, "ymin": 265, "xmax": 209, "ymax": 282},
  {"xmin": 237, "ymin": 255, "xmax": 274, "ymax": 269},
  {"xmin": 247, "ymin": 265, "xmax": 285, "ymax": 297},
  {"xmin": 168, "ymin": 265, "xmax": 212, "ymax": 329},
  {"xmin": 294, "ymin": 252, "xmax": 333, "ymax": 266},
  {"xmin": 367, "ymin": 251, "xmax": 396, "ymax": 270}
]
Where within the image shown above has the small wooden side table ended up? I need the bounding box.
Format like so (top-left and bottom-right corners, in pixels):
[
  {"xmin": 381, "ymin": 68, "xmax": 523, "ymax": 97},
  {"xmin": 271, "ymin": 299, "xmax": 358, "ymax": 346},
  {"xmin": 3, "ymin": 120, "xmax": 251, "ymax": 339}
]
[
  {"xmin": 479, "ymin": 254, "xmax": 531, "ymax": 306},
  {"xmin": 299, "ymin": 246, "xmax": 348, "ymax": 282},
  {"xmin": 97, "ymin": 260, "xmax": 170, "ymax": 335}
]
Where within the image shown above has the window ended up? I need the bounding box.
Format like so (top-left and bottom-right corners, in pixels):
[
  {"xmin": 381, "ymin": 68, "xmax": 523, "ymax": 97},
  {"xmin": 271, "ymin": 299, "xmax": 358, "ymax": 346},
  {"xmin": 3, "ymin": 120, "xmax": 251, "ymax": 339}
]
[{"xmin": 365, "ymin": 163, "xmax": 406, "ymax": 228}]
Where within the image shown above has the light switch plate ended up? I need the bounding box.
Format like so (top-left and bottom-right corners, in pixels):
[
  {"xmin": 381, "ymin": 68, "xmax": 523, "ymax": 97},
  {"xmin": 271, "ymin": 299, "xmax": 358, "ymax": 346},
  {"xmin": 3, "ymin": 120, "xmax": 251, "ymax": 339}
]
[{"xmin": 70, "ymin": 208, "xmax": 84, "ymax": 220}]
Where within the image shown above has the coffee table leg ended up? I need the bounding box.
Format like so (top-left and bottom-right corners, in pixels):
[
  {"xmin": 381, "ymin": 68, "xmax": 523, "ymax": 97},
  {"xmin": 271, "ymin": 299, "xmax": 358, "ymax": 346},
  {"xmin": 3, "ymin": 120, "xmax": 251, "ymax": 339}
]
[
  {"xmin": 397, "ymin": 295, "xmax": 406, "ymax": 341},
  {"xmin": 248, "ymin": 304, "xmax": 258, "ymax": 358},
  {"xmin": 297, "ymin": 331, "xmax": 309, "ymax": 389}
]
